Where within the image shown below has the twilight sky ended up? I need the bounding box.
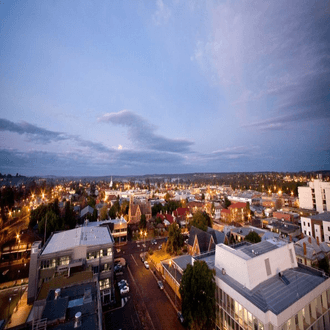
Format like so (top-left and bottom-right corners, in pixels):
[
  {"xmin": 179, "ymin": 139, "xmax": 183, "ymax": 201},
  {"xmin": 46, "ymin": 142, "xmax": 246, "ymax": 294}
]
[{"xmin": 0, "ymin": 0, "xmax": 329, "ymax": 176}]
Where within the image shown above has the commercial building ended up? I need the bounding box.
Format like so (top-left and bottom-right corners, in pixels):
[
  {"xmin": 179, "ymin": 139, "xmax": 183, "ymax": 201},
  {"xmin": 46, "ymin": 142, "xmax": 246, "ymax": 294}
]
[
  {"xmin": 164, "ymin": 239, "xmax": 330, "ymax": 330},
  {"xmin": 298, "ymin": 179, "xmax": 330, "ymax": 213},
  {"xmin": 27, "ymin": 225, "xmax": 114, "ymax": 305},
  {"xmin": 301, "ymin": 212, "xmax": 330, "ymax": 243}
]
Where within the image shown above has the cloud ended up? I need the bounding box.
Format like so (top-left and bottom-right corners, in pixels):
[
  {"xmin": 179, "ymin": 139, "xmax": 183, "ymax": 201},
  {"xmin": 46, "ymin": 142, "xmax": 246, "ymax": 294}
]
[
  {"xmin": 0, "ymin": 118, "xmax": 67, "ymax": 143},
  {"xmin": 98, "ymin": 110, "xmax": 194, "ymax": 153},
  {"xmin": 0, "ymin": 118, "xmax": 113, "ymax": 154},
  {"xmin": 152, "ymin": 0, "xmax": 171, "ymax": 25},
  {"xmin": 192, "ymin": 0, "xmax": 330, "ymax": 128}
]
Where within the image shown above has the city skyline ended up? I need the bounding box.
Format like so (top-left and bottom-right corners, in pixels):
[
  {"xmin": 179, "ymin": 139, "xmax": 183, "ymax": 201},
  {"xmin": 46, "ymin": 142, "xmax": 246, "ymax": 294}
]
[{"xmin": 1, "ymin": 0, "xmax": 329, "ymax": 176}]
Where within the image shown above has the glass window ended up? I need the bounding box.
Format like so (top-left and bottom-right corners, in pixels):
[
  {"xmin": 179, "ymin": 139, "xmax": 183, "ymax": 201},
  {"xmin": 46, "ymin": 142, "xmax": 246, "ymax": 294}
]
[
  {"xmin": 99, "ymin": 278, "xmax": 110, "ymax": 290},
  {"xmin": 51, "ymin": 258, "xmax": 56, "ymax": 268},
  {"xmin": 100, "ymin": 249, "xmax": 103, "ymax": 257},
  {"xmin": 59, "ymin": 256, "xmax": 70, "ymax": 265},
  {"xmin": 107, "ymin": 248, "xmax": 112, "ymax": 256},
  {"xmin": 258, "ymin": 321, "xmax": 264, "ymax": 330}
]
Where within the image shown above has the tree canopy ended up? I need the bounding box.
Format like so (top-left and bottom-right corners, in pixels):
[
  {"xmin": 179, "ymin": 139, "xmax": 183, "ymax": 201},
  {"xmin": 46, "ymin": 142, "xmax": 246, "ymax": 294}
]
[
  {"xmin": 166, "ymin": 223, "xmax": 183, "ymax": 254},
  {"xmin": 179, "ymin": 260, "xmax": 216, "ymax": 330},
  {"xmin": 139, "ymin": 214, "xmax": 147, "ymax": 229},
  {"xmin": 190, "ymin": 211, "xmax": 211, "ymax": 231},
  {"xmin": 244, "ymin": 231, "xmax": 261, "ymax": 243}
]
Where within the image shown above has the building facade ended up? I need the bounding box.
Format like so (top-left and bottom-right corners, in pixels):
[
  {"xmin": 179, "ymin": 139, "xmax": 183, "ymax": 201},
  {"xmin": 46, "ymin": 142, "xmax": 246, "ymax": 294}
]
[
  {"xmin": 28, "ymin": 225, "xmax": 114, "ymax": 305},
  {"xmin": 301, "ymin": 212, "xmax": 330, "ymax": 244},
  {"xmin": 298, "ymin": 179, "xmax": 330, "ymax": 213}
]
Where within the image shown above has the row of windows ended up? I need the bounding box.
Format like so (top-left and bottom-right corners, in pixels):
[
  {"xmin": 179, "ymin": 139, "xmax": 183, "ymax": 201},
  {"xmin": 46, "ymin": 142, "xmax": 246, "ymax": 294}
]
[
  {"xmin": 216, "ymin": 287, "xmax": 330, "ymax": 330},
  {"xmin": 99, "ymin": 278, "xmax": 110, "ymax": 290},
  {"xmin": 87, "ymin": 248, "xmax": 113, "ymax": 260},
  {"xmin": 216, "ymin": 287, "xmax": 265, "ymax": 330},
  {"xmin": 92, "ymin": 263, "xmax": 111, "ymax": 274},
  {"xmin": 41, "ymin": 256, "xmax": 70, "ymax": 269}
]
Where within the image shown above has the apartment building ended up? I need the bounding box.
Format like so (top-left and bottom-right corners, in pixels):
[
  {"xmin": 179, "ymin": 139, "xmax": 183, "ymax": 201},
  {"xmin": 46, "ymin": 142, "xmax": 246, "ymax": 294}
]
[
  {"xmin": 28, "ymin": 225, "xmax": 114, "ymax": 305},
  {"xmin": 164, "ymin": 239, "xmax": 330, "ymax": 330},
  {"xmin": 298, "ymin": 179, "xmax": 330, "ymax": 213}
]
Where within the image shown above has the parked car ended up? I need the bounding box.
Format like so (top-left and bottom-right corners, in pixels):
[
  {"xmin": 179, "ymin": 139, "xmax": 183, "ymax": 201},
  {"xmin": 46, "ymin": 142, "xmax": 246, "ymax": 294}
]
[
  {"xmin": 114, "ymin": 264, "xmax": 122, "ymax": 272},
  {"xmin": 177, "ymin": 311, "xmax": 184, "ymax": 324},
  {"xmin": 117, "ymin": 279, "xmax": 128, "ymax": 288},
  {"xmin": 141, "ymin": 256, "xmax": 145, "ymax": 263},
  {"xmin": 158, "ymin": 244, "xmax": 162, "ymax": 250},
  {"xmin": 120, "ymin": 286, "xmax": 129, "ymax": 295},
  {"xmin": 151, "ymin": 239, "xmax": 157, "ymax": 245},
  {"xmin": 157, "ymin": 280, "xmax": 164, "ymax": 290},
  {"xmin": 144, "ymin": 261, "xmax": 149, "ymax": 269}
]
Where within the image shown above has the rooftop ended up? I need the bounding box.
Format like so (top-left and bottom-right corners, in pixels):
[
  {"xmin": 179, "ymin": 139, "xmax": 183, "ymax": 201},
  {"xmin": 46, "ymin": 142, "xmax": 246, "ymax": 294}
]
[
  {"xmin": 42, "ymin": 226, "xmax": 113, "ymax": 255},
  {"xmin": 309, "ymin": 212, "xmax": 330, "ymax": 222}
]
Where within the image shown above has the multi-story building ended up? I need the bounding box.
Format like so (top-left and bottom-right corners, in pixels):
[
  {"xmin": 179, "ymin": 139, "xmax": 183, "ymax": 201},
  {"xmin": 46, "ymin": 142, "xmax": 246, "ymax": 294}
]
[
  {"xmin": 301, "ymin": 212, "xmax": 330, "ymax": 244},
  {"xmin": 27, "ymin": 225, "xmax": 114, "ymax": 305},
  {"xmin": 298, "ymin": 179, "xmax": 330, "ymax": 213},
  {"xmin": 164, "ymin": 239, "xmax": 330, "ymax": 330}
]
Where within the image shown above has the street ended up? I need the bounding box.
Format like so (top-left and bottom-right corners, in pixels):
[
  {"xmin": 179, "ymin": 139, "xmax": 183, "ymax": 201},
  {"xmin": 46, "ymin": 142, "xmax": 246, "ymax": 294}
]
[{"xmin": 104, "ymin": 238, "xmax": 184, "ymax": 330}]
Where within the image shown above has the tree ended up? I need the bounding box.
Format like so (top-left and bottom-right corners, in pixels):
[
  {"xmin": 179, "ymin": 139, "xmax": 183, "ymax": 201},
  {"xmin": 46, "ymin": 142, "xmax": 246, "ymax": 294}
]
[
  {"xmin": 164, "ymin": 192, "xmax": 171, "ymax": 202},
  {"xmin": 139, "ymin": 214, "xmax": 146, "ymax": 229},
  {"xmin": 179, "ymin": 260, "xmax": 216, "ymax": 330},
  {"xmin": 38, "ymin": 210, "xmax": 61, "ymax": 240},
  {"xmin": 108, "ymin": 205, "xmax": 117, "ymax": 219},
  {"xmin": 120, "ymin": 200, "xmax": 129, "ymax": 216},
  {"xmin": 100, "ymin": 205, "xmax": 108, "ymax": 220},
  {"xmin": 152, "ymin": 202, "xmax": 163, "ymax": 217},
  {"xmin": 244, "ymin": 231, "xmax": 261, "ymax": 243},
  {"xmin": 166, "ymin": 223, "xmax": 183, "ymax": 254},
  {"xmin": 318, "ymin": 256, "xmax": 329, "ymax": 274},
  {"xmin": 224, "ymin": 196, "xmax": 231, "ymax": 209},
  {"xmin": 275, "ymin": 198, "xmax": 283, "ymax": 210},
  {"xmin": 190, "ymin": 211, "xmax": 212, "ymax": 231},
  {"xmin": 87, "ymin": 196, "xmax": 96, "ymax": 208},
  {"xmin": 64, "ymin": 201, "xmax": 76, "ymax": 229},
  {"xmin": 201, "ymin": 193, "xmax": 205, "ymax": 201}
]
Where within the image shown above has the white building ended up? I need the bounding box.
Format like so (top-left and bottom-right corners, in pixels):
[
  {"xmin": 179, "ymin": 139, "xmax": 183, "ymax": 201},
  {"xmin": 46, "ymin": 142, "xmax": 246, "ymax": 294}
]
[
  {"xmin": 301, "ymin": 212, "xmax": 330, "ymax": 243},
  {"xmin": 298, "ymin": 179, "xmax": 330, "ymax": 213},
  {"xmin": 168, "ymin": 239, "xmax": 330, "ymax": 330}
]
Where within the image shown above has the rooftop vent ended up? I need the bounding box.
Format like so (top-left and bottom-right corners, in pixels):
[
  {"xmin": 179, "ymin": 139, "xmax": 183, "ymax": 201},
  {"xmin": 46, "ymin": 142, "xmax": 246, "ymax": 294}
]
[
  {"xmin": 222, "ymin": 268, "xmax": 226, "ymax": 275},
  {"xmin": 74, "ymin": 311, "xmax": 82, "ymax": 328},
  {"xmin": 55, "ymin": 288, "xmax": 61, "ymax": 300}
]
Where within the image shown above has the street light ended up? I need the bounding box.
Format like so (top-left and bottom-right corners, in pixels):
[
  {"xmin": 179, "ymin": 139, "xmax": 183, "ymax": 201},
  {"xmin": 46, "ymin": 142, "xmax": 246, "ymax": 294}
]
[{"xmin": 7, "ymin": 297, "xmax": 12, "ymax": 324}]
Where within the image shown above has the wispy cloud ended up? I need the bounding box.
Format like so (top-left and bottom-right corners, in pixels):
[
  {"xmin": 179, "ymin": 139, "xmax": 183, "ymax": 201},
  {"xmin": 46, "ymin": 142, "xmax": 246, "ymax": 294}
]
[
  {"xmin": 152, "ymin": 0, "xmax": 171, "ymax": 25},
  {"xmin": 98, "ymin": 110, "xmax": 194, "ymax": 153},
  {"xmin": 0, "ymin": 118, "xmax": 67, "ymax": 143},
  {"xmin": 192, "ymin": 0, "xmax": 330, "ymax": 129}
]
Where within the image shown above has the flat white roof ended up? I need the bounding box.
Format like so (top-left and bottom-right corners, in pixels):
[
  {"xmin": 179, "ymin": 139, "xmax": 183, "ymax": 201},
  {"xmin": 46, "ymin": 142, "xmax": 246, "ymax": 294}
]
[{"xmin": 42, "ymin": 226, "xmax": 113, "ymax": 255}]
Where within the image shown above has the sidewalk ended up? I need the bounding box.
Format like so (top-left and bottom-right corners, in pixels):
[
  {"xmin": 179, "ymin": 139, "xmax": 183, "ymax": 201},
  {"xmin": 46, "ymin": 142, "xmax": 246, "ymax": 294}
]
[{"xmin": 6, "ymin": 288, "xmax": 32, "ymax": 329}]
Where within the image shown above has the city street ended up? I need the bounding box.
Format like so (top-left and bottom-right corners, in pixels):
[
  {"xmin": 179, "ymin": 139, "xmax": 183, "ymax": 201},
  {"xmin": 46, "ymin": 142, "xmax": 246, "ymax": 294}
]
[{"xmin": 105, "ymin": 238, "xmax": 184, "ymax": 330}]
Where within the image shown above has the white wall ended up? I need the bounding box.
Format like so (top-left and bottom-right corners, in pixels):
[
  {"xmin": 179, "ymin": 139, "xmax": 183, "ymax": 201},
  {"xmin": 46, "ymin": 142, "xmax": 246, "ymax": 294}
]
[
  {"xmin": 301, "ymin": 216, "xmax": 312, "ymax": 237},
  {"xmin": 215, "ymin": 243, "xmax": 297, "ymax": 291},
  {"xmin": 323, "ymin": 221, "xmax": 330, "ymax": 243},
  {"xmin": 298, "ymin": 186, "xmax": 313, "ymax": 209}
]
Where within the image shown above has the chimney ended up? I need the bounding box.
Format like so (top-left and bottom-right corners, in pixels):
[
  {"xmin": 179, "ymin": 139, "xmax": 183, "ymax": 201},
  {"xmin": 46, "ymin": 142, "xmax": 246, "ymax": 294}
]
[
  {"xmin": 317, "ymin": 236, "xmax": 319, "ymax": 245},
  {"xmin": 308, "ymin": 237, "xmax": 311, "ymax": 244},
  {"xmin": 55, "ymin": 288, "xmax": 61, "ymax": 300},
  {"xmin": 74, "ymin": 312, "xmax": 82, "ymax": 328},
  {"xmin": 289, "ymin": 235, "xmax": 292, "ymax": 242},
  {"xmin": 303, "ymin": 242, "xmax": 306, "ymax": 255}
]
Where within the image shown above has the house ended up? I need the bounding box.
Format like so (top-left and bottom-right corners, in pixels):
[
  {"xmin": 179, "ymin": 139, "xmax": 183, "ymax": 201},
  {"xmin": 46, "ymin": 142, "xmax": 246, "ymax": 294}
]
[
  {"xmin": 27, "ymin": 225, "xmax": 114, "ymax": 305},
  {"xmin": 230, "ymin": 226, "xmax": 266, "ymax": 242},
  {"xmin": 128, "ymin": 197, "xmax": 152, "ymax": 224},
  {"xmin": 221, "ymin": 202, "xmax": 249, "ymax": 223},
  {"xmin": 294, "ymin": 236, "xmax": 330, "ymax": 267},
  {"xmin": 265, "ymin": 218, "xmax": 301, "ymax": 239},
  {"xmin": 80, "ymin": 205, "xmax": 95, "ymax": 219},
  {"xmin": 187, "ymin": 226, "xmax": 216, "ymax": 256},
  {"xmin": 273, "ymin": 210, "xmax": 300, "ymax": 224}
]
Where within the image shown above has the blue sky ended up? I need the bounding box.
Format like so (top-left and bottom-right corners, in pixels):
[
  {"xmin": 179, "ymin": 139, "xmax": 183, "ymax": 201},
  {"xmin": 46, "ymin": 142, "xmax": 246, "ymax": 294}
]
[{"xmin": 0, "ymin": 0, "xmax": 329, "ymax": 176}]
